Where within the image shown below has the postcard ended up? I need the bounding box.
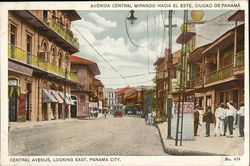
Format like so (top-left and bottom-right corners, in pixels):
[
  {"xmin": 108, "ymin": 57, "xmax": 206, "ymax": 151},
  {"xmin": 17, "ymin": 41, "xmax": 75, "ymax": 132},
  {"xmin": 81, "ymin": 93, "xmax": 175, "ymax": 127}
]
[{"xmin": 0, "ymin": 1, "xmax": 249, "ymax": 166}]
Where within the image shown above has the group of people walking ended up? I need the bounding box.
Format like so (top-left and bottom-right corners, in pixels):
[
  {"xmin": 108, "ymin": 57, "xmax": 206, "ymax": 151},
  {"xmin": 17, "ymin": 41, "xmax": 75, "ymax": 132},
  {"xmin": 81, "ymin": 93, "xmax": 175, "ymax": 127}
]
[{"xmin": 193, "ymin": 102, "xmax": 244, "ymax": 138}]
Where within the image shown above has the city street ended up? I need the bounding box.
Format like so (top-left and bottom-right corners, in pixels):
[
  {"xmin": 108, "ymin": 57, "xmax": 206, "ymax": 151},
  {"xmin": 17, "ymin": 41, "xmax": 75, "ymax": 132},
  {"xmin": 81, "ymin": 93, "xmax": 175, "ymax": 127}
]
[{"xmin": 9, "ymin": 116, "xmax": 168, "ymax": 156}]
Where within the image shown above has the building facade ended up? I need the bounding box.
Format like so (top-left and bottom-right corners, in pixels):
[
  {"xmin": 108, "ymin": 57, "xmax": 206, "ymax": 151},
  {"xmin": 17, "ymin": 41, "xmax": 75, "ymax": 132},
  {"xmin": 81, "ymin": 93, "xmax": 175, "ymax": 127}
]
[
  {"xmin": 70, "ymin": 55, "xmax": 103, "ymax": 118},
  {"xmin": 8, "ymin": 10, "xmax": 81, "ymax": 122},
  {"xmin": 104, "ymin": 88, "xmax": 119, "ymax": 111},
  {"xmin": 174, "ymin": 10, "xmax": 244, "ymax": 122}
]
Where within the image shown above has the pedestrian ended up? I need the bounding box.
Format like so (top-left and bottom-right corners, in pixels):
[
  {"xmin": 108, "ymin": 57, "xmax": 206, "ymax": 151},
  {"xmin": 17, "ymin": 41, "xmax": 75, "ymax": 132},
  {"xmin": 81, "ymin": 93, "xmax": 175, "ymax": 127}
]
[
  {"xmin": 205, "ymin": 107, "xmax": 212, "ymax": 137},
  {"xmin": 215, "ymin": 103, "xmax": 225, "ymax": 136},
  {"xmin": 226, "ymin": 102, "xmax": 237, "ymax": 138},
  {"xmin": 224, "ymin": 105, "xmax": 229, "ymax": 136},
  {"xmin": 238, "ymin": 102, "xmax": 245, "ymax": 137},
  {"xmin": 104, "ymin": 111, "xmax": 107, "ymax": 119},
  {"xmin": 198, "ymin": 107, "xmax": 204, "ymax": 126},
  {"xmin": 193, "ymin": 104, "xmax": 200, "ymax": 136}
]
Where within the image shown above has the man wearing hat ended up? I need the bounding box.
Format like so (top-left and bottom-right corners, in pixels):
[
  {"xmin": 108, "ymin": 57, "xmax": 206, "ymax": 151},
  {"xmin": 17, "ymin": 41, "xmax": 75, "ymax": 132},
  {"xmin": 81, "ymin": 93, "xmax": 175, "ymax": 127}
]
[{"xmin": 193, "ymin": 104, "xmax": 200, "ymax": 136}]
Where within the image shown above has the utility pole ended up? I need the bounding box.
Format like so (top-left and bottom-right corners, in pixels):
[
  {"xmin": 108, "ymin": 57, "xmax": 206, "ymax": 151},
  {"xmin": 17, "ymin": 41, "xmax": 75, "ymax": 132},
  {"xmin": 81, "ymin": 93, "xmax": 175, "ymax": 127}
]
[{"xmin": 165, "ymin": 10, "xmax": 177, "ymax": 139}]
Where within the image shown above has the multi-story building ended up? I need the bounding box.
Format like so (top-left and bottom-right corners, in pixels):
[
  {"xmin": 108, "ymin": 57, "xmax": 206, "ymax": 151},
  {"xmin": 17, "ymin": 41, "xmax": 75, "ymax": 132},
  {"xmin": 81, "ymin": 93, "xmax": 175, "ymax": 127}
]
[
  {"xmin": 175, "ymin": 11, "xmax": 239, "ymax": 114},
  {"xmin": 174, "ymin": 10, "xmax": 244, "ymax": 121},
  {"xmin": 70, "ymin": 55, "xmax": 103, "ymax": 118},
  {"xmin": 188, "ymin": 10, "xmax": 244, "ymax": 114},
  {"xmin": 116, "ymin": 87, "xmax": 131, "ymax": 105},
  {"xmin": 154, "ymin": 49, "xmax": 181, "ymax": 117},
  {"xmin": 104, "ymin": 88, "xmax": 118, "ymax": 110},
  {"xmin": 8, "ymin": 10, "xmax": 81, "ymax": 122}
]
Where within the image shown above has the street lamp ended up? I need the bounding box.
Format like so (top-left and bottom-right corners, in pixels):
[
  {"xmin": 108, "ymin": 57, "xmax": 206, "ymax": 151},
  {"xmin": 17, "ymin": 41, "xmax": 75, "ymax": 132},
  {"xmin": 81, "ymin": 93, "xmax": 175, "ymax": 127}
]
[{"xmin": 126, "ymin": 10, "xmax": 137, "ymax": 25}]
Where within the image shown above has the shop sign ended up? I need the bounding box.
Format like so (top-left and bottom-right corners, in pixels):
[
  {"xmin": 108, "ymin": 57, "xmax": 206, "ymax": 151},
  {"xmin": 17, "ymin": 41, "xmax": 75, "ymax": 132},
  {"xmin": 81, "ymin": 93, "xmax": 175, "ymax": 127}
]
[
  {"xmin": 89, "ymin": 102, "xmax": 98, "ymax": 108},
  {"xmin": 173, "ymin": 102, "xmax": 194, "ymax": 114},
  {"xmin": 8, "ymin": 61, "xmax": 33, "ymax": 76}
]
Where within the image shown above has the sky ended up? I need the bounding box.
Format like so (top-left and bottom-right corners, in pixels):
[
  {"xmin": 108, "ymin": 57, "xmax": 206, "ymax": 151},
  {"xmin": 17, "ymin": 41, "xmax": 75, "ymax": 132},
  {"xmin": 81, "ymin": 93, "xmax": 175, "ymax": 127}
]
[{"xmin": 72, "ymin": 10, "xmax": 227, "ymax": 89}]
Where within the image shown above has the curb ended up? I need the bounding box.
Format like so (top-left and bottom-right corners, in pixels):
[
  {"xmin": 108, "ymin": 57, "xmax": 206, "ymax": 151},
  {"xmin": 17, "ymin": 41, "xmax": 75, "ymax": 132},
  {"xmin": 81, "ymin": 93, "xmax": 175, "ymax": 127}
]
[{"xmin": 156, "ymin": 124, "xmax": 227, "ymax": 156}]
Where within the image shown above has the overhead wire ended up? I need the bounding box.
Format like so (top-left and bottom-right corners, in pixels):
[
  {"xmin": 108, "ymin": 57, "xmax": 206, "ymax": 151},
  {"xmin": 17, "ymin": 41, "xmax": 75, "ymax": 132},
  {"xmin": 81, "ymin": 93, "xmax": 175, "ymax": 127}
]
[
  {"xmin": 72, "ymin": 24, "xmax": 130, "ymax": 86},
  {"xmin": 125, "ymin": 11, "xmax": 156, "ymax": 48}
]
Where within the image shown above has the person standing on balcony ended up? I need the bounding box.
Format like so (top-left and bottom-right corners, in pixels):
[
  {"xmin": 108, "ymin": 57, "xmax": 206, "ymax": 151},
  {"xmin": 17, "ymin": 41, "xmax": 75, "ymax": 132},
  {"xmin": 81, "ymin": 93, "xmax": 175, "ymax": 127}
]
[
  {"xmin": 226, "ymin": 102, "xmax": 237, "ymax": 138},
  {"xmin": 238, "ymin": 102, "xmax": 245, "ymax": 137},
  {"xmin": 205, "ymin": 107, "xmax": 212, "ymax": 137}
]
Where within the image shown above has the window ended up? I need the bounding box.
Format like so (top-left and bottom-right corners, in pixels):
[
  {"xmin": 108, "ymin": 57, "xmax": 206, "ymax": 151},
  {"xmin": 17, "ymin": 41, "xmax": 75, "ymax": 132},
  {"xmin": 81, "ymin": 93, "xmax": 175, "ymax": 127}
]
[
  {"xmin": 52, "ymin": 11, "xmax": 56, "ymax": 20},
  {"xmin": 219, "ymin": 92, "xmax": 224, "ymax": 104},
  {"xmin": 26, "ymin": 34, "xmax": 32, "ymax": 53},
  {"xmin": 10, "ymin": 24, "xmax": 17, "ymax": 45},
  {"xmin": 43, "ymin": 10, "xmax": 48, "ymax": 22}
]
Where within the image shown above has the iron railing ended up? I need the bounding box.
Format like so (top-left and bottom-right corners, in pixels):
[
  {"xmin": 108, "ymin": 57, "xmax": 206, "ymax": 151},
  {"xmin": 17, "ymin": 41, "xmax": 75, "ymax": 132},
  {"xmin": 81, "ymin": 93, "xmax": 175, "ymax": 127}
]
[
  {"xmin": 8, "ymin": 44, "xmax": 79, "ymax": 83},
  {"xmin": 205, "ymin": 64, "xmax": 233, "ymax": 84},
  {"xmin": 235, "ymin": 50, "xmax": 244, "ymax": 67},
  {"xmin": 49, "ymin": 21, "xmax": 79, "ymax": 50}
]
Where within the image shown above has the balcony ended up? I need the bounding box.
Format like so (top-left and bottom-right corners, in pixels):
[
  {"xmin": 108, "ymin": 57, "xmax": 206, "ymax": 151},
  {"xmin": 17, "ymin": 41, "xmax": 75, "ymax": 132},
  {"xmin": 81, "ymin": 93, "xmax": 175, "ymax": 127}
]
[
  {"xmin": 187, "ymin": 76, "xmax": 203, "ymax": 89},
  {"xmin": 49, "ymin": 21, "xmax": 79, "ymax": 50},
  {"xmin": 205, "ymin": 64, "xmax": 233, "ymax": 84},
  {"xmin": 235, "ymin": 51, "xmax": 244, "ymax": 67},
  {"xmin": 8, "ymin": 44, "xmax": 79, "ymax": 83},
  {"xmin": 11, "ymin": 10, "xmax": 79, "ymax": 54}
]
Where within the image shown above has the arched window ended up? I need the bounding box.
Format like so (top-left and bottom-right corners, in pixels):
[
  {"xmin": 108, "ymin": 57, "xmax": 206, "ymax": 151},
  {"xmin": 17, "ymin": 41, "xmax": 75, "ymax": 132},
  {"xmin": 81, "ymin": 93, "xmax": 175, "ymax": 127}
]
[
  {"xmin": 50, "ymin": 45, "xmax": 57, "ymax": 64},
  {"xmin": 65, "ymin": 54, "xmax": 69, "ymax": 70},
  {"xmin": 58, "ymin": 50, "xmax": 63, "ymax": 68},
  {"xmin": 39, "ymin": 39, "xmax": 48, "ymax": 60}
]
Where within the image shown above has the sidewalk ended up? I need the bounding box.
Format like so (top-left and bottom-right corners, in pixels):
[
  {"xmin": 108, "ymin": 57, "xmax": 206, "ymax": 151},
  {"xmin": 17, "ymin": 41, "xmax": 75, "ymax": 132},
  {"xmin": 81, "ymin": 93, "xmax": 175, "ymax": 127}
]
[
  {"xmin": 9, "ymin": 115, "xmax": 104, "ymax": 130},
  {"xmin": 157, "ymin": 122, "xmax": 244, "ymax": 156}
]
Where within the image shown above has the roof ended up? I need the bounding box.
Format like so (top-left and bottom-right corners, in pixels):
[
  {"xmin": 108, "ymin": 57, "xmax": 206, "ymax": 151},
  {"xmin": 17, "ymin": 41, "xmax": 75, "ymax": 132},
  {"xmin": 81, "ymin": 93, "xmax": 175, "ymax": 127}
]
[
  {"xmin": 115, "ymin": 87, "xmax": 131, "ymax": 95},
  {"xmin": 202, "ymin": 24, "xmax": 244, "ymax": 54},
  {"xmin": 172, "ymin": 50, "xmax": 181, "ymax": 64},
  {"xmin": 94, "ymin": 79, "xmax": 104, "ymax": 88},
  {"xmin": 188, "ymin": 44, "xmax": 210, "ymax": 63},
  {"xmin": 127, "ymin": 94, "xmax": 137, "ymax": 99},
  {"xmin": 70, "ymin": 55, "xmax": 101, "ymax": 75},
  {"xmin": 63, "ymin": 10, "xmax": 81, "ymax": 21},
  {"xmin": 176, "ymin": 32, "xmax": 196, "ymax": 44},
  {"xmin": 154, "ymin": 57, "xmax": 165, "ymax": 66},
  {"xmin": 228, "ymin": 10, "xmax": 244, "ymax": 22}
]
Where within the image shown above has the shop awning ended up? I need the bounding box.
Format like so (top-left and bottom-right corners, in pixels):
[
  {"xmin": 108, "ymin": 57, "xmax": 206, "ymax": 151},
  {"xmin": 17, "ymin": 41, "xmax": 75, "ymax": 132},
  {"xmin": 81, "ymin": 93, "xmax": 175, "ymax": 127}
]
[
  {"xmin": 50, "ymin": 90, "xmax": 64, "ymax": 103},
  {"xmin": 66, "ymin": 93, "xmax": 75, "ymax": 105},
  {"xmin": 127, "ymin": 94, "xmax": 137, "ymax": 99},
  {"xmin": 59, "ymin": 92, "xmax": 75, "ymax": 105},
  {"xmin": 42, "ymin": 89, "xmax": 58, "ymax": 103}
]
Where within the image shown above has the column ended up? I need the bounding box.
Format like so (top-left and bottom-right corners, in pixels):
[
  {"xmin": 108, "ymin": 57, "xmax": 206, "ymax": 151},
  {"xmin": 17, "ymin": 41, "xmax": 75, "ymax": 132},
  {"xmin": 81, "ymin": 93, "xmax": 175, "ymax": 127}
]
[
  {"xmin": 216, "ymin": 47, "xmax": 220, "ymax": 70},
  {"xmin": 47, "ymin": 102, "xmax": 51, "ymax": 121},
  {"xmin": 55, "ymin": 103, "xmax": 58, "ymax": 120},
  {"xmin": 68, "ymin": 105, "xmax": 71, "ymax": 119},
  {"xmin": 38, "ymin": 87, "xmax": 43, "ymax": 121},
  {"xmin": 233, "ymin": 22, "xmax": 237, "ymax": 67}
]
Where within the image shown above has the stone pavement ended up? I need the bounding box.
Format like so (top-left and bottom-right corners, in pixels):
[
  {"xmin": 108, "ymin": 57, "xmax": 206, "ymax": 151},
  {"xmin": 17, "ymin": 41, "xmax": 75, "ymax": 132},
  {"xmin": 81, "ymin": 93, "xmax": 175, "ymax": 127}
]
[{"xmin": 157, "ymin": 122, "xmax": 244, "ymax": 156}]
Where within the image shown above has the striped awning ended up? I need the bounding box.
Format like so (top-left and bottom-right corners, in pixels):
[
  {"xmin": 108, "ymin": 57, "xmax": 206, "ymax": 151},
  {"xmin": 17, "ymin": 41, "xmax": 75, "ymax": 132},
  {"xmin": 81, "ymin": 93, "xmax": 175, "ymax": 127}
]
[
  {"xmin": 50, "ymin": 90, "xmax": 64, "ymax": 103},
  {"xmin": 42, "ymin": 89, "xmax": 57, "ymax": 103},
  {"xmin": 59, "ymin": 92, "xmax": 75, "ymax": 105}
]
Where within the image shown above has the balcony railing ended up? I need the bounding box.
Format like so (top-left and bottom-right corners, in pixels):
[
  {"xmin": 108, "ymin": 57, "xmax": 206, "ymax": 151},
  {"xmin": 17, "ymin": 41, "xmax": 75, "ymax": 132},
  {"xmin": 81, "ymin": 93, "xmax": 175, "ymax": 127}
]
[
  {"xmin": 49, "ymin": 21, "xmax": 79, "ymax": 50},
  {"xmin": 235, "ymin": 50, "xmax": 244, "ymax": 67},
  {"xmin": 187, "ymin": 76, "xmax": 203, "ymax": 88},
  {"xmin": 205, "ymin": 64, "xmax": 233, "ymax": 84},
  {"xmin": 8, "ymin": 44, "xmax": 79, "ymax": 83}
]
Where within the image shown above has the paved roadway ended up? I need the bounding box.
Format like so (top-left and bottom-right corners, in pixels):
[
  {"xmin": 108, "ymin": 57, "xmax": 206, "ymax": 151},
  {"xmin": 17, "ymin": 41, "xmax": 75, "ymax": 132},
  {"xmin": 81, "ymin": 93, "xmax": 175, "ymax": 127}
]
[{"xmin": 9, "ymin": 115, "xmax": 168, "ymax": 156}]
